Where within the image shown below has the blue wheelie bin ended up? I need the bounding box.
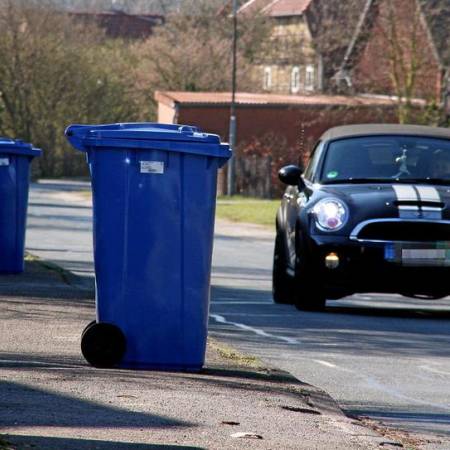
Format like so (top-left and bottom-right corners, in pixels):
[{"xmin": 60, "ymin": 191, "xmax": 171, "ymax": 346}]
[
  {"xmin": 65, "ymin": 123, "xmax": 231, "ymax": 371},
  {"xmin": 0, "ymin": 138, "xmax": 41, "ymax": 274}
]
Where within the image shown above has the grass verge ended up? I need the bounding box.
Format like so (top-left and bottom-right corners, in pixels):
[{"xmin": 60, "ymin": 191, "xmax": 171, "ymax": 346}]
[
  {"xmin": 0, "ymin": 437, "xmax": 12, "ymax": 450},
  {"xmin": 25, "ymin": 253, "xmax": 73, "ymax": 285},
  {"xmin": 57, "ymin": 190, "xmax": 280, "ymax": 227},
  {"xmin": 216, "ymin": 196, "xmax": 279, "ymax": 227},
  {"xmin": 209, "ymin": 339, "xmax": 262, "ymax": 369}
]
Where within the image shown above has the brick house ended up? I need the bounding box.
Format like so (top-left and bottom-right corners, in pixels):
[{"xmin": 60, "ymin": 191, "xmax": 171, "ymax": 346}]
[
  {"xmin": 241, "ymin": 0, "xmax": 449, "ymax": 113},
  {"xmin": 69, "ymin": 10, "xmax": 164, "ymax": 40},
  {"xmin": 155, "ymin": 91, "xmax": 416, "ymax": 196},
  {"xmin": 335, "ymin": 0, "xmax": 450, "ymax": 107},
  {"xmin": 155, "ymin": 91, "xmax": 413, "ymax": 149},
  {"xmin": 239, "ymin": 0, "xmax": 367, "ymax": 95},
  {"xmin": 239, "ymin": 0, "xmax": 320, "ymax": 94}
]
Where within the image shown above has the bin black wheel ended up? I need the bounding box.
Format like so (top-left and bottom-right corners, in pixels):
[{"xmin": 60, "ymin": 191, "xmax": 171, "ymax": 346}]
[
  {"xmin": 81, "ymin": 322, "xmax": 126, "ymax": 368},
  {"xmin": 81, "ymin": 320, "xmax": 97, "ymax": 338}
]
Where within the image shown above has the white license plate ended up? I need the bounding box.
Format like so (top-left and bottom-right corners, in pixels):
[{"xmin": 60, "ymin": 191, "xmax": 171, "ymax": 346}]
[
  {"xmin": 385, "ymin": 243, "xmax": 450, "ymax": 266},
  {"xmin": 402, "ymin": 249, "xmax": 447, "ymax": 260},
  {"xmin": 401, "ymin": 248, "xmax": 449, "ymax": 266}
]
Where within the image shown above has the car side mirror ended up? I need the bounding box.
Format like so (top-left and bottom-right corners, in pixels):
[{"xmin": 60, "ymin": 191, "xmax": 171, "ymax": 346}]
[{"xmin": 278, "ymin": 165, "xmax": 305, "ymax": 189}]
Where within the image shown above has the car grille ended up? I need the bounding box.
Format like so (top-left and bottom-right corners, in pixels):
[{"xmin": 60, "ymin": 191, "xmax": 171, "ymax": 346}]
[{"xmin": 356, "ymin": 221, "xmax": 450, "ymax": 242}]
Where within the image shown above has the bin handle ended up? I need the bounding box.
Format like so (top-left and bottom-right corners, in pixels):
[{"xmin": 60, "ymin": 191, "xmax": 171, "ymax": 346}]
[{"xmin": 178, "ymin": 125, "xmax": 199, "ymax": 134}]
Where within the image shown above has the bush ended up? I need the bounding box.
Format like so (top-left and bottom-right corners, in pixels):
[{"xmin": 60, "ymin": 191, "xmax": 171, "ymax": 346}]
[
  {"xmin": 0, "ymin": 0, "xmax": 146, "ymax": 177},
  {"xmin": 236, "ymin": 133, "xmax": 305, "ymax": 198}
]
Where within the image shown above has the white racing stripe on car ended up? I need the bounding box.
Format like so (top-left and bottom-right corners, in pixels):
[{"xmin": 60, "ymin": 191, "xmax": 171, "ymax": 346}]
[
  {"xmin": 393, "ymin": 185, "xmax": 443, "ymax": 219},
  {"xmin": 393, "ymin": 184, "xmax": 420, "ymax": 219},
  {"xmin": 416, "ymin": 186, "xmax": 442, "ymax": 219},
  {"xmin": 393, "ymin": 185, "xmax": 418, "ymax": 202},
  {"xmin": 397, "ymin": 205, "xmax": 420, "ymax": 219},
  {"xmin": 416, "ymin": 186, "xmax": 441, "ymax": 203},
  {"xmin": 421, "ymin": 207, "xmax": 443, "ymax": 220}
]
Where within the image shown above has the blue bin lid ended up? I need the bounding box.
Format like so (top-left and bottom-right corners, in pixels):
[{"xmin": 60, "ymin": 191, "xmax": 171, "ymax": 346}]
[
  {"xmin": 0, "ymin": 137, "xmax": 42, "ymax": 158},
  {"xmin": 65, "ymin": 123, "xmax": 231, "ymax": 162}
]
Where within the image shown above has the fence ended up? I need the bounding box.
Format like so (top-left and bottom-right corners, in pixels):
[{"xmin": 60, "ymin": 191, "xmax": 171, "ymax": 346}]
[{"xmin": 235, "ymin": 155, "xmax": 273, "ymax": 199}]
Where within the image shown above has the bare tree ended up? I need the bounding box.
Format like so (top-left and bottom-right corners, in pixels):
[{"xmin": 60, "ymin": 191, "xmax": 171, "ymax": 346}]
[
  {"xmin": 133, "ymin": 0, "xmax": 269, "ymax": 115},
  {"xmin": 345, "ymin": 0, "xmax": 446, "ymax": 124},
  {"xmin": 0, "ymin": 0, "xmax": 144, "ymax": 176}
]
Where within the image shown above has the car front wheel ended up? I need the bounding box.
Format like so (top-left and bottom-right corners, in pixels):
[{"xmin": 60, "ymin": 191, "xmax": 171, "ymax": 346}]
[
  {"xmin": 272, "ymin": 230, "xmax": 295, "ymax": 304},
  {"xmin": 294, "ymin": 231, "xmax": 326, "ymax": 312}
]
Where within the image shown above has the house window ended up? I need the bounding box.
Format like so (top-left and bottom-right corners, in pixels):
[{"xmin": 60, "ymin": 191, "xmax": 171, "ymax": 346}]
[
  {"xmin": 291, "ymin": 67, "xmax": 301, "ymax": 94},
  {"xmin": 305, "ymin": 65, "xmax": 315, "ymax": 91},
  {"xmin": 263, "ymin": 67, "xmax": 272, "ymax": 90}
]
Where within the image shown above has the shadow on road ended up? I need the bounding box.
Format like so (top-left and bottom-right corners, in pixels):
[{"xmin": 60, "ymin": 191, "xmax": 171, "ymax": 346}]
[
  {"xmin": 3, "ymin": 435, "xmax": 203, "ymax": 450},
  {"xmin": 0, "ymin": 379, "xmax": 192, "ymax": 429},
  {"xmin": 29, "ymin": 201, "xmax": 92, "ymax": 210},
  {"xmin": 0, "ymin": 261, "xmax": 94, "ymax": 300},
  {"xmin": 27, "ymin": 212, "xmax": 92, "ymax": 223},
  {"xmin": 28, "ymin": 222, "xmax": 92, "ymax": 233},
  {"xmin": 32, "ymin": 180, "xmax": 91, "ymax": 192},
  {"xmin": 350, "ymin": 406, "xmax": 450, "ymax": 436},
  {"xmin": 326, "ymin": 304, "xmax": 450, "ymax": 320},
  {"xmin": 210, "ymin": 285, "xmax": 450, "ymax": 358}
]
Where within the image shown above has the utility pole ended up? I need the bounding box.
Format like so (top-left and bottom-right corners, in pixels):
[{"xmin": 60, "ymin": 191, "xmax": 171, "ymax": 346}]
[{"xmin": 227, "ymin": 0, "xmax": 238, "ymax": 196}]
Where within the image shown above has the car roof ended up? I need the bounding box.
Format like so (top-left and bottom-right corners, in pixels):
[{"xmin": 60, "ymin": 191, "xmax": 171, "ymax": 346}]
[{"xmin": 320, "ymin": 124, "xmax": 450, "ymax": 141}]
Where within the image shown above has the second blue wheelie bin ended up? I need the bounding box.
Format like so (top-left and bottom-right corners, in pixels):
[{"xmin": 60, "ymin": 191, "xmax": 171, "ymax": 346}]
[
  {"xmin": 65, "ymin": 123, "xmax": 231, "ymax": 371},
  {"xmin": 0, "ymin": 138, "xmax": 41, "ymax": 274}
]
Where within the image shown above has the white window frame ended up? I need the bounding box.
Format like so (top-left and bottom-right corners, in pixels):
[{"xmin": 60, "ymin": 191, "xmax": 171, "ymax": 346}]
[
  {"xmin": 305, "ymin": 64, "xmax": 315, "ymax": 91},
  {"xmin": 291, "ymin": 66, "xmax": 301, "ymax": 94},
  {"xmin": 263, "ymin": 66, "xmax": 272, "ymax": 90}
]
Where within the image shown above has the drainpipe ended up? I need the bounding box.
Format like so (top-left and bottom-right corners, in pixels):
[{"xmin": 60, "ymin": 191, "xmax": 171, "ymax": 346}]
[
  {"xmin": 173, "ymin": 102, "xmax": 180, "ymax": 125},
  {"xmin": 444, "ymin": 69, "xmax": 450, "ymax": 123}
]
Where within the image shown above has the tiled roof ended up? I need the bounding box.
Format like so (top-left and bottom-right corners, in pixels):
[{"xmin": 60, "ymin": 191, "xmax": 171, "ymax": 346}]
[
  {"xmin": 419, "ymin": 0, "xmax": 450, "ymax": 67},
  {"xmin": 238, "ymin": 0, "xmax": 274, "ymax": 15},
  {"xmin": 69, "ymin": 11, "xmax": 163, "ymax": 40},
  {"xmin": 239, "ymin": 0, "xmax": 312, "ymax": 16},
  {"xmin": 305, "ymin": 0, "xmax": 370, "ymax": 82},
  {"xmin": 263, "ymin": 0, "xmax": 313, "ymax": 17},
  {"xmin": 339, "ymin": 0, "xmax": 450, "ymax": 72},
  {"xmin": 155, "ymin": 91, "xmax": 421, "ymax": 107}
]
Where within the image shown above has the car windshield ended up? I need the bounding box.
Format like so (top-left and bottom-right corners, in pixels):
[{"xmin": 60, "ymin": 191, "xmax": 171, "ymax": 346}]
[{"xmin": 321, "ymin": 136, "xmax": 450, "ymax": 184}]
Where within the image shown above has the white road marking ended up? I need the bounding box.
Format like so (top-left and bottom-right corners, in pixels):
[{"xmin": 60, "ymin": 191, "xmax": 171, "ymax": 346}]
[
  {"xmin": 308, "ymin": 358, "xmax": 450, "ymax": 412},
  {"xmin": 212, "ymin": 301, "xmax": 270, "ymax": 305},
  {"xmin": 419, "ymin": 365, "xmax": 450, "ymax": 377},
  {"xmin": 313, "ymin": 359, "xmax": 337, "ymax": 368},
  {"xmin": 210, "ymin": 314, "xmax": 300, "ymax": 345},
  {"xmin": 364, "ymin": 375, "xmax": 450, "ymax": 412}
]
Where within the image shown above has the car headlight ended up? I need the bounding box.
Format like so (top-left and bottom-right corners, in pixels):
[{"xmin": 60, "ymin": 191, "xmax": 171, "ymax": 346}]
[{"xmin": 312, "ymin": 198, "xmax": 349, "ymax": 232}]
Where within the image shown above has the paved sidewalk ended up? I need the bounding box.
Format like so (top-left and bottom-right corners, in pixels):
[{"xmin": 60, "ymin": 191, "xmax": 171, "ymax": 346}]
[{"xmin": 0, "ymin": 260, "xmax": 395, "ymax": 450}]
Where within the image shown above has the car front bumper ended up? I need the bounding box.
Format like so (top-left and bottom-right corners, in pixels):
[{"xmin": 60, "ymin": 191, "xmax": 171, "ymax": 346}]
[{"xmin": 306, "ymin": 234, "xmax": 450, "ymax": 296}]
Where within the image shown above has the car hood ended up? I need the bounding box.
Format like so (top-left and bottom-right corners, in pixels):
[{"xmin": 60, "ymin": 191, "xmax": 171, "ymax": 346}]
[{"xmin": 312, "ymin": 183, "xmax": 450, "ymax": 233}]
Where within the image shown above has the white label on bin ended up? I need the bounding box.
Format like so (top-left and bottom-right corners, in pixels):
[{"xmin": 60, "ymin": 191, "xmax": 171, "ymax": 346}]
[
  {"xmin": 140, "ymin": 161, "xmax": 164, "ymax": 175},
  {"xmin": 0, "ymin": 158, "xmax": 9, "ymax": 166}
]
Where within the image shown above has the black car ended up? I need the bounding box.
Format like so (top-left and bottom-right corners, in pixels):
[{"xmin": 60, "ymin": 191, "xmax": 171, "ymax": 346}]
[{"xmin": 274, "ymin": 124, "xmax": 450, "ymax": 311}]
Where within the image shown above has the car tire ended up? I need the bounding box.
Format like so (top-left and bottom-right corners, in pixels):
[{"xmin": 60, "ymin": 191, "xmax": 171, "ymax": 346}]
[
  {"xmin": 294, "ymin": 231, "xmax": 326, "ymax": 312},
  {"xmin": 272, "ymin": 229, "xmax": 295, "ymax": 304}
]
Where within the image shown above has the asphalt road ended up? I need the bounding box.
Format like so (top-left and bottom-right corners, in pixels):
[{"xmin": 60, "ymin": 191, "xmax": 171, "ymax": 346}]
[{"xmin": 27, "ymin": 179, "xmax": 450, "ymax": 446}]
